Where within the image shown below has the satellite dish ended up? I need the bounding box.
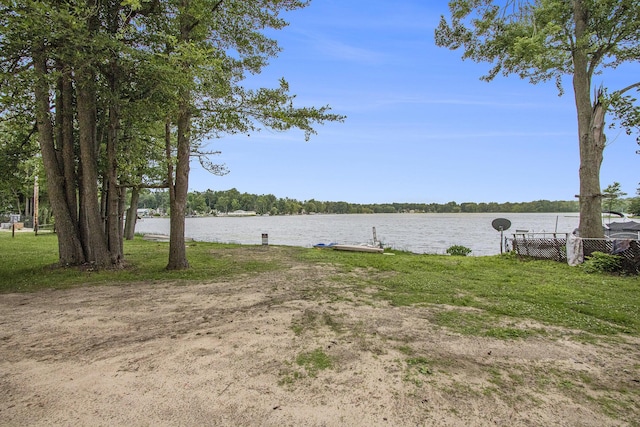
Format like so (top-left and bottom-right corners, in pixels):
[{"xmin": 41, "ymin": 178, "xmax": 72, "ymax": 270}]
[
  {"xmin": 492, "ymin": 218, "xmax": 511, "ymax": 254},
  {"xmin": 492, "ymin": 218, "xmax": 511, "ymax": 231}
]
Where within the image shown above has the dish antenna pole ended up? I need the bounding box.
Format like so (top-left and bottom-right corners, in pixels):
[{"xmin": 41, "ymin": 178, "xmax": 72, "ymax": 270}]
[{"xmin": 491, "ymin": 218, "xmax": 512, "ymax": 254}]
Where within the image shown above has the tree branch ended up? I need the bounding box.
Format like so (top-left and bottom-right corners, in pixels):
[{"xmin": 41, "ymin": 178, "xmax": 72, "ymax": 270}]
[
  {"xmin": 615, "ymin": 82, "xmax": 640, "ymax": 96},
  {"xmin": 20, "ymin": 122, "xmax": 38, "ymax": 148}
]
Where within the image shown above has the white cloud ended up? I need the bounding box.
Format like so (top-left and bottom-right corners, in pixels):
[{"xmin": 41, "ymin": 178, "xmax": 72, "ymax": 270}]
[{"xmin": 311, "ymin": 35, "xmax": 387, "ymax": 64}]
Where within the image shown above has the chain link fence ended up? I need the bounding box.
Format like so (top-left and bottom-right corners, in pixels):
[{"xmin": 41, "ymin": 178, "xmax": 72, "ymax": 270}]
[{"xmin": 512, "ymin": 233, "xmax": 640, "ymax": 274}]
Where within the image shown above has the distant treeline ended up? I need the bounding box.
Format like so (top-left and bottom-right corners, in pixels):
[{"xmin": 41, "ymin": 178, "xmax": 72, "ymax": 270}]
[{"xmin": 138, "ymin": 188, "xmax": 580, "ymax": 216}]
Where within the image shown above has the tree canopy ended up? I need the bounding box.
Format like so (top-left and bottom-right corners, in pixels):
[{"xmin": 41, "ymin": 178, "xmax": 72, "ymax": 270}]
[
  {"xmin": 435, "ymin": 0, "xmax": 640, "ymax": 237},
  {"xmin": 0, "ymin": 0, "xmax": 344, "ymax": 268},
  {"xmin": 137, "ymin": 187, "xmax": 584, "ymax": 216}
]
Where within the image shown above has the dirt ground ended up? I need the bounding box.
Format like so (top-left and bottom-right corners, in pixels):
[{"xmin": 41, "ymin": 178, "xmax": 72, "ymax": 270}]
[{"xmin": 1, "ymin": 246, "xmax": 639, "ymax": 426}]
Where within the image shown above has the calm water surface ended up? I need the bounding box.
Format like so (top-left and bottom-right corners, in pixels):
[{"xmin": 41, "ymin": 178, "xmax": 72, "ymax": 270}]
[{"xmin": 135, "ymin": 213, "xmax": 580, "ymax": 256}]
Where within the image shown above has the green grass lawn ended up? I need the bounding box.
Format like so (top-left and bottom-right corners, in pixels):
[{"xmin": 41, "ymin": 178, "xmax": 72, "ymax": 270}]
[
  {"xmin": 0, "ymin": 232, "xmax": 281, "ymax": 291},
  {"xmin": 297, "ymin": 248, "xmax": 640, "ymax": 337},
  {"xmin": 1, "ymin": 231, "xmax": 638, "ymax": 338}
]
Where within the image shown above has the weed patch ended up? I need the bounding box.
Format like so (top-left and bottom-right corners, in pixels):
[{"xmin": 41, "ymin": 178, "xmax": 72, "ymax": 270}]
[
  {"xmin": 296, "ymin": 348, "xmax": 333, "ymax": 377},
  {"xmin": 279, "ymin": 348, "xmax": 334, "ymax": 384},
  {"xmin": 403, "ymin": 356, "xmax": 434, "ymax": 387}
]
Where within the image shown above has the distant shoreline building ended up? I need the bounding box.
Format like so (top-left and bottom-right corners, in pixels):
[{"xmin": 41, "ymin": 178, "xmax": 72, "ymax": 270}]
[{"xmin": 225, "ymin": 210, "xmax": 257, "ymax": 217}]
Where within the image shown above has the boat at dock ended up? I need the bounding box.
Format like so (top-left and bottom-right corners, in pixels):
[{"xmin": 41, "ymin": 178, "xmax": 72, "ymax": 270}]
[{"xmin": 313, "ymin": 242, "xmax": 337, "ymax": 249}]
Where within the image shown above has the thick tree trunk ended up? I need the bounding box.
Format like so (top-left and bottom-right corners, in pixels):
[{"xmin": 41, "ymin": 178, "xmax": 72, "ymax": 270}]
[
  {"xmin": 124, "ymin": 187, "xmax": 140, "ymax": 240},
  {"xmin": 166, "ymin": 1, "xmax": 195, "ymax": 270},
  {"xmin": 572, "ymin": 0, "xmax": 605, "ymax": 238},
  {"xmin": 167, "ymin": 113, "xmax": 191, "ymax": 270},
  {"xmin": 57, "ymin": 64, "xmax": 78, "ymax": 225},
  {"xmin": 105, "ymin": 89, "xmax": 123, "ymax": 263},
  {"xmin": 102, "ymin": 0, "xmax": 125, "ymax": 260},
  {"xmin": 76, "ymin": 65, "xmax": 112, "ymax": 266},
  {"xmin": 33, "ymin": 45, "xmax": 85, "ymax": 265}
]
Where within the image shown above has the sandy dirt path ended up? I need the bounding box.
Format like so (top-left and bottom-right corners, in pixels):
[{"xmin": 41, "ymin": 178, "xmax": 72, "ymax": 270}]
[{"xmin": 1, "ymin": 247, "xmax": 639, "ymax": 426}]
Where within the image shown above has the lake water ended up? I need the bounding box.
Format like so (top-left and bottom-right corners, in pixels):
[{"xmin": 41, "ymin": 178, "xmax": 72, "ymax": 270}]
[{"xmin": 134, "ymin": 213, "xmax": 580, "ymax": 256}]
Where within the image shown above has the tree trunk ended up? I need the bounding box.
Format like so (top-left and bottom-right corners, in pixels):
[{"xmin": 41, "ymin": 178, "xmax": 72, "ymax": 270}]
[
  {"xmin": 166, "ymin": 1, "xmax": 195, "ymax": 270},
  {"xmin": 124, "ymin": 187, "xmax": 140, "ymax": 240},
  {"xmin": 572, "ymin": 0, "xmax": 605, "ymax": 238},
  {"xmin": 33, "ymin": 45, "xmax": 85, "ymax": 265},
  {"xmin": 76, "ymin": 64, "xmax": 112, "ymax": 266},
  {"xmin": 14, "ymin": 191, "xmax": 22, "ymax": 218},
  {"xmin": 57, "ymin": 63, "xmax": 78, "ymax": 225},
  {"xmin": 105, "ymin": 81, "xmax": 123, "ymax": 263},
  {"xmin": 118, "ymin": 188, "xmax": 126, "ymax": 256},
  {"xmin": 167, "ymin": 113, "xmax": 191, "ymax": 270},
  {"xmin": 101, "ymin": 0, "xmax": 126, "ymax": 260}
]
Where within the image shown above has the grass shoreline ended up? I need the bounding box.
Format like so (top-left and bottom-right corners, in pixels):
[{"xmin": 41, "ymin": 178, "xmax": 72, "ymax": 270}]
[{"xmin": 1, "ymin": 231, "xmax": 639, "ymax": 338}]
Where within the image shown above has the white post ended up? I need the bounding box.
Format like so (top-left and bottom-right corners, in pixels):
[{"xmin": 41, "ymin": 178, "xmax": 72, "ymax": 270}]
[{"xmin": 33, "ymin": 176, "xmax": 39, "ymax": 233}]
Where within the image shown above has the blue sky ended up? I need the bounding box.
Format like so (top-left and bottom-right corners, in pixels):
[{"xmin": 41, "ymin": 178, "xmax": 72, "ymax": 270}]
[{"xmin": 190, "ymin": 0, "xmax": 639, "ymax": 204}]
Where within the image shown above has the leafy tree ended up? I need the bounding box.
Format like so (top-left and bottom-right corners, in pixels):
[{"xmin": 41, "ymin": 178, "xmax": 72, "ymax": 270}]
[
  {"xmin": 138, "ymin": 190, "xmax": 159, "ymax": 210},
  {"xmin": 144, "ymin": 0, "xmax": 345, "ymax": 269},
  {"xmin": 239, "ymin": 193, "xmax": 256, "ymax": 211},
  {"xmin": 333, "ymin": 201, "xmax": 351, "ymax": 214},
  {"xmin": 627, "ymin": 197, "xmax": 640, "ymax": 217},
  {"xmin": 215, "ymin": 195, "xmax": 230, "ymax": 213},
  {"xmin": 1, "ymin": 0, "xmax": 175, "ymax": 266},
  {"xmin": 187, "ymin": 192, "xmax": 208, "ymax": 215},
  {"xmin": 254, "ymin": 195, "xmax": 269, "ymax": 214},
  {"xmin": 2, "ymin": 0, "xmax": 343, "ymax": 270},
  {"xmin": 601, "ymin": 181, "xmax": 627, "ymax": 213},
  {"xmin": 460, "ymin": 202, "xmax": 478, "ymax": 213},
  {"xmin": 304, "ymin": 200, "xmax": 317, "ymax": 213},
  {"xmin": 435, "ymin": 0, "xmax": 640, "ymax": 237},
  {"xmin": 442, "ymin": 201, "xmax": 461, "ymax": 213},
  {"xmin": 0, "ymin": 118, "xmax": 40, "ymax": 215},
  {"xmin": 627, "ymin": 184, "xmax": 640, "ymax": 216}
]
